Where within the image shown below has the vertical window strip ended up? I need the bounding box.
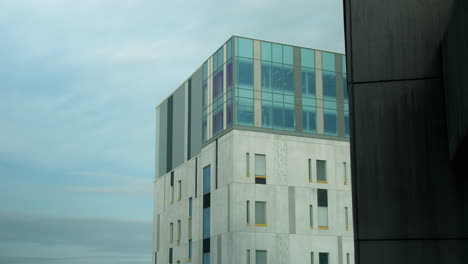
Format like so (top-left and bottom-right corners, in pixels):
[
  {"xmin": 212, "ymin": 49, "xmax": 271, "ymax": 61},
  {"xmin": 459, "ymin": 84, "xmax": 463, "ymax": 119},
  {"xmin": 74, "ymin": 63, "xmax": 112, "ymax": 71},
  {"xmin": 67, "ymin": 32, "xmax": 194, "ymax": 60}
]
[
  {"xmin": 177, "ymin": 220, "xmax": 181, "ymax": 241},
  {"xmin": 343, "ymin": 162, "xmax": 347, "ymax": 185},
  {"xmin": 178, "ymin": 180, "xmax": 181, "ymax": 201},
  {"xmin": 309, "ymin": 205, "xmax": 314, "ymax": 228},
  {"xmin": 246, "ymin": 153, "xmax": 250, "ymax": 177},
  {"xmin": 311, "ymin": 252, "xmax": 314, "ymax": 264},
  {"xmin": 345, "ymin": 207, "xmax": 349, "ymax": 230},
  {"xmin": 346, "ymin": 253, "xmax": 350, "ymax": 264},
  {"xmin": 170, "ymin": 223, "xmax": 173, "ymax": 242},
  {"xmin": 308, "ymin": 159, "xmax": 312, "ymax": 182},
  {"xmin": 246, "ymin": 201, "xmax": 250, "ymax": 224},
  {"xmin": 247, "ymin": 250, "xmax": 250, "ymax": 264}
]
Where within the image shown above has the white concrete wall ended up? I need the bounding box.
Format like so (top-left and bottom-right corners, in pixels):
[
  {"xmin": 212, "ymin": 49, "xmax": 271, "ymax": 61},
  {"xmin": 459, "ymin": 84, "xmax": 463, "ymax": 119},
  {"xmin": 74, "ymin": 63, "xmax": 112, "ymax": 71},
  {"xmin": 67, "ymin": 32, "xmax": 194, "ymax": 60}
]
[{"xmin": 154, "ymin": 130, "xmax": 353, "ymax": 264}]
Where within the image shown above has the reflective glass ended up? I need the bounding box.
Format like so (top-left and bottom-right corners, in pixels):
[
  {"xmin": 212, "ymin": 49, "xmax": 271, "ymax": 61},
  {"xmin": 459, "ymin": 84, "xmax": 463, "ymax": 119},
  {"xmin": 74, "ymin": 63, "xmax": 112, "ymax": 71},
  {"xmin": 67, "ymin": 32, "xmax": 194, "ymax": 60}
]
[
  {"xmin": 323, "ymin": 99, "xmax": 336, "ymax": 110},
  {"xmin": 323, "ymin": 71, "xmax": 336, "ymax": 98},
  {"xmin": 226, "ymin": 98, "xmax": 233, "ymax": 127},
  {"xmin": 238, "ymin": 88, "xmax": 254, "ymax": 98},
  {"xmin": 283, "ymin": 65, "xmax": 294, "ymax": 94},
  {"xmin": 203, "ymin": 62, "xmax": 208, "ymax": 80},
  {"xmin": 203, "ymin": 165, "xmax": 211, "ymax": 194},
  {"xmin": 302, "ymin": 97, "xmax": 316, "ymax": 107},
  {"xmin": 319, "ymin": 253, "xmax": 329, "ymax": 264},
  {"xmin": 318, "ymin": 206, "xmax": 328, "ymax": 227},
  {"xmin": 345, "ymin": 111, "xmax": 349, "ymax": 137},
  {"xmin": 284, "ymin": 104, "xmax": 295, "ymax": 130},
  {"xmin": 202, "ymin": 117, "xmax": 207, "ymax": 143},
  {"xmin": 303, "ymin": 106, "xmax": 317, "ymax": 133},
  {"xmin": 212, "ymin": 106, "xmax": 223, "ymax": 136},
  {"xmin": 324, "ymin": 109, "xmax": 338, "ymax": 136},
  {"xmin": 261, "ymin": 62, "xmax": 272, "ymax": 91},
  {"xmin": 227, "ymin": 60, "xmax": 233, "ymax": 90},
  {"xmin": 301, "ymin": 48, "xmax": 315, "ymax": 68},
  {"xmin": 189, "ymin": 240, "xmax": 192, "ymax": 259},
  {"xmin": 283, "ymin": 45, "xmax": 293, "ymax": 65},
  {"xmin": 256, "ymin": 250, "xmax": 267, "ymax": 264},
  {"xmin": 343, "ymin": 74, "xmax": 348, "ymax": 100},
  {"xmin": 262, "ymin": 100, "xmax": 272, "ymax": 128},
  {"xmin": 262, "ymin": 91, "xmax": 272, "ymax": 102},
  {"xmin": 284, "ymin": 95, "xmax": 294, "ymax": 104},
  {"xmin": 261, "ymin": 42, "xmax": 271, "ymax": 61},
  {"xmin": 237, "ymin": 37, "xmax": 253, "ymax": 58},
  {"xmin": 255, "ymin": 201, "xmax": 266, "ymax": 224},
  {"xmin": 203, "ymin": 207, "xmax": 210, "ymax": 238},
  {"xmin": 271, "ymin": 63, "xmax": 283, "ymax": 92},
  {"xmin": 226, "ymin": 39, "xmax": 232, "ymax": 60},
  {"xmin": 213, "ymin": 69, "xmax": 223, "ymax": 99},
  {"xmin": 273, "ymin": 103, "xmax": 284, "ymax": 129},
  {"xmin": 272, "ymin": 43, "xmax": 282, "ymax": 63},
  {"xmin": 203, "ymin": 81, "xmax": 208, "ymax": 108},
  {"xmin": 273, "ymin": 93, "xmax": 283, "ymax": 103},
  {"xmin": 342, "ymin": 55, "xmax": 346, "ymax": 73},
  {"xmin": 322, "ymin": 52, "xmax": 335, "ymax": 71},
  {"xmin": 302, "ymin": 68, "xmax": 316, "ymax": 97},
  {"xmin": 216, "ymin": 47, "xmax": 223, "ymax": 70},
  {"xmin": 189, "ymin": 198, "xmax": 193, "ymax": 217},
  {"xmin": 203, "ymin": 252, "xmax": 210, "ymax": 264},
  {"xmin": 237, "ymin": 97, "xmax": 253, "ymax": 126},
  {"xmin": 237, "ymin": 58, "xmax": 253, "ymax": 89}
]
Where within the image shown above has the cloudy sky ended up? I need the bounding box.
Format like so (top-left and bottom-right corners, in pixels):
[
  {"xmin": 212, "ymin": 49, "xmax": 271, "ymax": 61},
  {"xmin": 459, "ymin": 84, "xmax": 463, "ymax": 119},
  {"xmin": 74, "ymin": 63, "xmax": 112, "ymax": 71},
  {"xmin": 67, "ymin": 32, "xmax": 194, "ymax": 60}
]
[{"xmin": 0, "ymin": 0, "xmax": 344, "ymax": 263}]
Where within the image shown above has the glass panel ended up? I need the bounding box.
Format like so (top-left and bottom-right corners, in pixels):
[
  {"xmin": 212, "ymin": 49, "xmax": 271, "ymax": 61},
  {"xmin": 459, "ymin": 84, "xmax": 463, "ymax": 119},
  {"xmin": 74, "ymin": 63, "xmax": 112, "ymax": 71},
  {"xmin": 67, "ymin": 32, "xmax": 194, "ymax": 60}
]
[
  {"xmin": 226, "ymin": 39, "xmax": 232, "ymax": 60},
  {"xmin": 271, "ymin": 63, "xmax": 283, "ymax": 92},
  {"xmin": 283, "ymin": 65, "xmax": 294, "ymax": 94},
  {"xmin": 189, "ymin": 240, "xmax": 192, "ymax": 259},
  {"xmin": 237, "ymin": 58, "xmax": 253, "ymax": 90},
  {"xmin": 301, "ymin": 48, "xmax": 315, "ymax": 68},
  {"xmin": 203, "ymin": 165, "xmax": 211, "ymax": 194},
  {"xmin": 237, "ymin": 37, "xmax": 253, "ymax": 58},
  {"xmin": 202, "ymin": 117, "xmax": 207, "ymax": 143},
  {"xmin": 255, "ymin": 154, "xmax": 266, "ymax": 176},
  {"xmin": 262, "ymin": 100, "xmax": 272, "ymax": 128},
  {"xmin": 262, "ymin": 91, "xmax": 272, "ymax": 102},
  {"xmin": 203, "ymin": 81, "xmax": 208, "ymax": 108},
  {"xmin": 302, "ymin": 68, "xmax": 316, "ymax": 97},
  {"xmin": 261, "ymin": 61, "xmax": 272, "ymax": 91},
  {"xmin": 316, "ymin": 160, "xmax": 327, "ymax": 182},
  {"xmin": 237, "ymin": 97, "xmax": 253, "ymax": 126},
  {"xmin": 284, "ymin": 104, "xmax": 295, "ymax": 130},
  {"xmin": 273, "ymin": 93, "xmax": 283, "ymax": 102},
  {"xmin": 203, "ymin": 208, "xmax": 210, "ymax": 238},
  {"xmin": 310, "ymin": 205, "xmax": 313, "ymax": 226},
  {"xmin": 303, "ymin": 106, "xmax": 317, "ymax": 133},
  {"xmin": 272, "ymin": 43, "xmax": 282, "ymax": 63},
  {"xmin": 302, "ymin": 97, "xmax": 316, "ymax": 107},
  {"xmin": 227, "ymin": 59, "xmax": 233, "ymax": 90},
  {"xmin": 226, "ymin": 98, "xmax": 233, "ymax": 127},
  {"xmin": 203, "ymin": 252, "xmax": 210, "ymax": 264},
  {"xmin": 324, "ymin": 108, "xmax": 338, "ymax": 136},
  {"xmin": 319, "ymin": 252, "xmax": 329, "ymax": 264},
  {"xmin": 213, "ymin": 68, "xmax": 223, "ymax": 99},
  {"xmin": 345, "ymin": 207, "xmax": 349, "ymax": 229},
  {"xmin": 246, "ymin": 200, "xmax": 250, "ymax": 223},
  {"xmin": 322, "ymin": 51, "xmax": 335, "ymax": 71},
  {"xmin": 189, "ymin": 198, "xmax": 193, "ymax": 217},
  {"xmin": 247, "ymin": 250, "xmax": 251, "ymax": 264},
  {"xmin": 203, "ymin": 62, "xmax": 208, "ymax": 80},
  {"xmin": 343, "ymin": 73, "xmax": 348, "ymax": 100},
  {"xmin": 342, "ymin": 55, "xmax": 346, "ymax": 73},
  {"xmin": 273, "ymin": 102, "xmax": 284, "ymax": 129},
  {"xmin": 345, "ymin": 111, "xmax": 350, "ymax": 137},
  {"xmin": 323, "ymin": 71, "xmax": 336, "ymax": 98},
  {"xmin": 238, "ymin": 88, "xmax": 254, "ymax": 98},
  {"xmin": 284, "ymin": 95, "xmax": 294, "ymax": 104},
  {"xmin": 261, "ymin": 41, "xmax": 271, "ymax": 61},
  {"xmin": 256, "ymin": 250, "xmax": 267, "ymax": 264},
  {"xmin": 283, "ymin": 45, "xmax": 293, "ymax": 65},
  {"xmin": 255, "ymin": 201, "xmax": 266, "ymax": 225},
  {"xmin": 318, "ymin": 206, "xmax": 328, "ymax": 227},
  {"xmin": 317, "ymin": 189, "xmax": 328, "ymax": 207}
]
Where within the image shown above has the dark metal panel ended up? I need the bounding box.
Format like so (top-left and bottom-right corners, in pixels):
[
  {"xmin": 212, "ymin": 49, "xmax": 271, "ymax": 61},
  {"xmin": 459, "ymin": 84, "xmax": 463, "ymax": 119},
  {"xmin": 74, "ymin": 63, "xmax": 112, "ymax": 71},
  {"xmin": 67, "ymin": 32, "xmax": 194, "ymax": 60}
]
[
  {"xmin": 190, "ymin": 68, "xmax": 203, "ymax": 158},
  {"xmin": 158, "ymin": 101, "xmax": 168, "ymax": 177},
  {"xmin": 288, "ymin": 186, "xmax": 296, "ymax": 234},
  {"xmin": 172, "ymin": 85, "xmax": 186, "ymax": 168}
]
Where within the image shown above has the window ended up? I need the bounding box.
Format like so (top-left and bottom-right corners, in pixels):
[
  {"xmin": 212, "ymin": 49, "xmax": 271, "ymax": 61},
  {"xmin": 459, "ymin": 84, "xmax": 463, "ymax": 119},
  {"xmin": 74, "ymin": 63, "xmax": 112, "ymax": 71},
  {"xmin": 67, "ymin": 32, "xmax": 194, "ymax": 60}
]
[
  {"xmin": 246, "ymin": 201, "xmax": 250, "ymax": 225},
  {"xmin": 343, "ymin": 162, "xmax": 348, "ymax": 185},
  {"xmin": 318, "ymin": 189, "xmax": 328, "ymax": 229},
  {"xmin": 203, "ymin": 208, "xmax": 210, "ymax": 239},
  {"xmin": 255, "ymin": 201, "xmax": 267, "ymax": 226},
  {"xmin": 316, "ymin": 160, "xmax": 327, "ymax": 183},
  {"xmin": 189, "ymin": 198, "xmax": 193, "ymax": 218},
  {"xmin": 178, "ymin": 180, "xmax": 182, "ymax": 201},
  {"xmin": 170, "ymin": 223, "xmax": 173, "ymax": 242},
  {"xmin": 308, "ymin": 159, "xmax": 312, "ymax": 182},
  {"xmin": 247, "ymin": 250, "xmax": 251, "ymax": 264},
  {"xmin": 169, "ymin": 248, "xmax": 173, "ymax": 264},
  {"xmin": 188, "ymin": 239, "xmax": 192, "ymax": 260},
  {"xmin": 311, "ymin": 252, "xmax": 314, "ymax": 264},
  {"xmin": 203, "ymin": 252, "xmax": 210, "ymax": 264},
  {"xmin": 246, "ymin": 153, "xmax": 250, "ymax": 177},
  {"xmin": 203, "ymin": 165, "xmax": 211, "ymax": 194},
  {"xmin": 346, "ymin": 253, "xmax": 350, "ymax": 264},
  {"xmin": 345, "ymin": 207, "xmax": 349, "ymax": 230},
  {"xmin": 256, "ymin": 250, "xmax": 267, "ymax": 264},
  {"xmin": 319, "ymin": 252, "xmax": 329, "ymax": 264},
  {"xmin": 309, "ymin": 205, "xmax": 314, "ymax": 228},
  {"xmin": 177, "ymin": 220, "xmax": 181, "ymax": 241},
  {"xmin": 255, "ymin": 154, "xmax": 266, "ymax": 184},
  {"xmin": 170, "ymin": 171, "xmax": 174, "ymax": 203},
  {"xmin": 177, "ymin": 261, "xmax": 180, "ymax": 264}
]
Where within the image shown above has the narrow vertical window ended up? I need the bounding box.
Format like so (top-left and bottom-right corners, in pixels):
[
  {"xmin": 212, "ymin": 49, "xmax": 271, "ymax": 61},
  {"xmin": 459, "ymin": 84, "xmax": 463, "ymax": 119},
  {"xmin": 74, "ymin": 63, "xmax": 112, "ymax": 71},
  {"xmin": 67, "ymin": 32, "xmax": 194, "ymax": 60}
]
[
  {"xmin": 311, "ymin": 252, "xmax": 314, "ymax": 264},
  {"xmin": 346, "ymin": 253, "xmax": 350, "ymax": 264},
  {"xmin": 189, "ymin": 197, "xmax": 193, "ymax": 218},
  {"xmin": 256, "ymin": 250, "xmax": 267, "ymax": 264},
  {"xmin": 255, "ymin": 154, "xmax": 266, "ymax": 184},
  {"xmin": 170, "ymin": 171, "xmax": 174, "ymax": 203},
  {"xmin": 319, "ymin": 252, "xmax": 329, "ymax": 264},
  {"xmin": 309, "ymin": 205, "xmax": 314, "ymax": 228},
  {"xmin": 203, "ymin": 165, "xmax": 211, "ymax": 194},
  {"xmin": 345, "ymin": 207, "xmax": 349, "ymax": 230},
  {"xmin": 246, "ymin": 153, "xmax": 250, "ymax": 177},
  {"xmin": 177, "ymin": 220, "xmax": 181, "ymax": 241},
  {"xmin": 255, "ymin": 201, "xmax": 267, "ymax": 226},
  {"xmin": 178, "ymin": 180, "xmax": 182, "ymax": 201},
  {"xmin": 177, "ymin": 261, "xmax": 180, "ymax": 264},
  {"xmin": 308, "ymin": 159, "xmax": 312, "ymax": 182},
  {"xmin": 170, "ymin": 223, "xmax": 173, "ymax": 242},
  {"xmin": 247, "ymin": 250, "xmax": 250, "ymax": 264},
  {"xmin": 343, "ymin": 162, "xmax": 347, "ymax": 185},
  {"xmin": 317, "ymin": 189, "xmax": 328, "ymax": 229},
  {"xmin": 188, "ymin": 239, "xmax": 192, "ymax": 260},
  {"xmin": 246, "ymin": 201, "xmax": 250, "ymax": 224},
  {"xmin": 316, "ymin": 160, "xmax": 327, "ymax": 183},
  {"xmin": 169, "ymin": 248, "xmax": 173, "ymax": 264}
]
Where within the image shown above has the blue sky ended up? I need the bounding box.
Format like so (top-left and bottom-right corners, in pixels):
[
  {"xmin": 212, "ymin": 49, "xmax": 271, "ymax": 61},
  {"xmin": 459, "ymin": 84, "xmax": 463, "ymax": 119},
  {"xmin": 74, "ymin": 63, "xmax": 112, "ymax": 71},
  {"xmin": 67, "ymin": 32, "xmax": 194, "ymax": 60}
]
[{"xmin": 0, "ymin": 0, "xmax": 344, "ymax": 263}]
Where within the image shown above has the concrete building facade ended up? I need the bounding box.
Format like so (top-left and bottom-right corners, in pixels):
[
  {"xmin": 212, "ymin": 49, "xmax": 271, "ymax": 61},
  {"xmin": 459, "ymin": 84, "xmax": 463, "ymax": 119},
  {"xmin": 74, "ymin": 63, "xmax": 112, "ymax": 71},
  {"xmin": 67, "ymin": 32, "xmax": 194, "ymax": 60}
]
[{"xmin": 154, "ymin": 36, "xmax": 353, "ymax": 264}]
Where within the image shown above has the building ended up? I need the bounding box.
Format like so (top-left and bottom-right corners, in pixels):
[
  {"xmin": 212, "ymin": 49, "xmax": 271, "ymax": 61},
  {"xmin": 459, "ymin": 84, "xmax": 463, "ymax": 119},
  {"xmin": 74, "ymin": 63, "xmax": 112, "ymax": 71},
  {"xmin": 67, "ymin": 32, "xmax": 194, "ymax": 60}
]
[
  {"xmin": 154, "ymin": 36, "xmax": 353, "ymax": 264},
  {"xmin": 343, "ymin": 0, "xmax": 468, "ymax": 263}
]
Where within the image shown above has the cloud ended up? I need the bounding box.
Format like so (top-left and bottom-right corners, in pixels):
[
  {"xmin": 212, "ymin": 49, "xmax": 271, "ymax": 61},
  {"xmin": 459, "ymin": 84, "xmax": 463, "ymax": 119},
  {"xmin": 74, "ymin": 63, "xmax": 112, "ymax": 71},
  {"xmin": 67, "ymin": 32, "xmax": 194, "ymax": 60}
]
[{"xmin": 0, "ymin": 212, "xmax": 152, "ymax": 264}]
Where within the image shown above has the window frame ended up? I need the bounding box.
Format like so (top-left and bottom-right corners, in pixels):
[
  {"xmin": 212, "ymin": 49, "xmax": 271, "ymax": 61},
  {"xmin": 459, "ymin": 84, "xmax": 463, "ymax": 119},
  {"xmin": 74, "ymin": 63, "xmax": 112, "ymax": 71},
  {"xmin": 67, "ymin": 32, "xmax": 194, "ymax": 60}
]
[{"xmin": 255, "ymin": 201, "xmax": 267, "ymax": 226}]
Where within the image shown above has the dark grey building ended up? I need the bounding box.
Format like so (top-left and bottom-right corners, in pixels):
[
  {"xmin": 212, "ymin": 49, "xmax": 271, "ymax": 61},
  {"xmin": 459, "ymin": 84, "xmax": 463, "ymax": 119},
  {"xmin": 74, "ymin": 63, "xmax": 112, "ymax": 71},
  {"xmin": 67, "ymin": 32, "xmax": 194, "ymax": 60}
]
[{"xmin": 343, "ymin": 0, "xmax": 468, "ymax": 263}]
